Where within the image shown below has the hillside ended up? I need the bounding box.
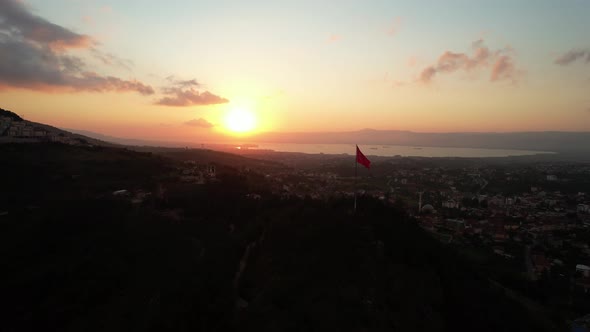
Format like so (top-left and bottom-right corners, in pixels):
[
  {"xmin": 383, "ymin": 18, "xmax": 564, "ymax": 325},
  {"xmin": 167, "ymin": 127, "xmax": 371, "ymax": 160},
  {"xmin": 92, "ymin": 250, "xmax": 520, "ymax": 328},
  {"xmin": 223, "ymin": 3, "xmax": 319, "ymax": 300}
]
[
  {"xmin": 0, "ymin": 107, "xmax": 115, "ymax": 146},
  {"xmin": 0, "ymin": 107, "xmax": 24, "ymax": 121},
  {"xmin": 0, "ymin": 143, "xmax": 557, "ymax": 331}
]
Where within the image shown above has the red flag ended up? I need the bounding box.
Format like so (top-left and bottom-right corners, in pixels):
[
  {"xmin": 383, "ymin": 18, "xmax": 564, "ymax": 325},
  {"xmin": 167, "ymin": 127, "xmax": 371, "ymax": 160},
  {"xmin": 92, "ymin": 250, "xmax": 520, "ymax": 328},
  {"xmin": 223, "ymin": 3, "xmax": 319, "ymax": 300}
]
[{"xmin": 356, "ymin": 145, "xmax": 371, "ymax": 169}]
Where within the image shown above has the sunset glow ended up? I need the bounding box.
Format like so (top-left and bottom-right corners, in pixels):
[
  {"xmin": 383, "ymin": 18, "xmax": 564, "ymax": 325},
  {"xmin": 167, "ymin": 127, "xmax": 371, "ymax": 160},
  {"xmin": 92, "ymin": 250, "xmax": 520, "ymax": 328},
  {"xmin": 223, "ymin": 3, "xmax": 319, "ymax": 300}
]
[
  {"xmin": 225, "ymin": 107, "xmax": 256, "ymax": 134},
  {"xmin": 0, "ymin": 0, "xmax": 589, "ymax": 142}
]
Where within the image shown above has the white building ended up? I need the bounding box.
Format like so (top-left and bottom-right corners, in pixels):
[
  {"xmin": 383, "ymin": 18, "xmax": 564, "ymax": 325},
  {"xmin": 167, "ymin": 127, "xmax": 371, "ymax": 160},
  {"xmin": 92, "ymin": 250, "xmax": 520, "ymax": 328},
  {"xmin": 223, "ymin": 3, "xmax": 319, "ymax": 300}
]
[{"xmin": 577, "ymin": 264, "xmax": 590, "ymax": 277}]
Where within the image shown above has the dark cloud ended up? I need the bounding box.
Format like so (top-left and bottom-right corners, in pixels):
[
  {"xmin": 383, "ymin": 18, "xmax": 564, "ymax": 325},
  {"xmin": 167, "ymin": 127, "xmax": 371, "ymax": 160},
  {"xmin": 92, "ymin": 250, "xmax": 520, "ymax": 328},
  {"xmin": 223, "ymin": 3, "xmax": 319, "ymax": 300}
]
[
  {"xmin": 0, "ymin": 0, "xmax": 93, "ymax": 50},
  {"xmin": 418, "ymin": 39, "xmax": 518, "ymax": 84},
  {"xmin": 554, "ymin": 49, "xmax": 590, "ymax": 66},
  {"xmin": 156, "ymin": 88, "xmax": 229, "ymax": 107},
  {"xmin": 0, "ymin": 0, "xmax": 154, "ymax": 95},
  {"xmin": 184, "ymin": 118, "xmax": 214, "ymax": 128}
]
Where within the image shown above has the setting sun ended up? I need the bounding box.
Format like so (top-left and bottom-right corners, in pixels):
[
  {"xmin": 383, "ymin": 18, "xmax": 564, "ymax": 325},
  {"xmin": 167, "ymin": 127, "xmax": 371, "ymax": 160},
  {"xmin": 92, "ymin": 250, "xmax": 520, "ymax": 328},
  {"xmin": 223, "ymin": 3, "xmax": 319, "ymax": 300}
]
[{"xmin": 225, "ymin": 107, "xmax": 256, "ymax": 133}]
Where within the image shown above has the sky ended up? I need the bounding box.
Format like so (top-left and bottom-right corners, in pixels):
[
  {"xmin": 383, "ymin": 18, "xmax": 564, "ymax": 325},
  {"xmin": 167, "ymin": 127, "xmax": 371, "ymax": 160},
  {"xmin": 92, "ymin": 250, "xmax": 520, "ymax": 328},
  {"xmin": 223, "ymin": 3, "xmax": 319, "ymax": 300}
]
[{"xmin": 1, "ymin": 0, "xmax": 590, "ymax": 142}]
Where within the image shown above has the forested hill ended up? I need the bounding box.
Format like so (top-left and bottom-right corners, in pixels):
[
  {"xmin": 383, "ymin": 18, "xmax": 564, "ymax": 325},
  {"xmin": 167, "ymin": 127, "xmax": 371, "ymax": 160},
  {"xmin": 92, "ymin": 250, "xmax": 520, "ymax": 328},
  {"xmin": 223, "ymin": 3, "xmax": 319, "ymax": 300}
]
[{"xmin": 0, "ymin": 143, "xmax": 556, "ymax": 331}]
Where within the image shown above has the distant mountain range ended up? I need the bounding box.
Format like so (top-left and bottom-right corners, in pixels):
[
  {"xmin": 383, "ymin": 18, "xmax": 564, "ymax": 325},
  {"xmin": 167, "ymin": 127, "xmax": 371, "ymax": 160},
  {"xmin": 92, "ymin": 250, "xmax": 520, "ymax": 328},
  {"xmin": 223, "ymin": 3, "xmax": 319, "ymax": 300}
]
[
  {"xmin": 246, "ymin": 129, "xmax": 590, "ymax": 154},
  {"xmin": 3, "ymin": 107, "xmax": 590, "ymax": 155},
  {"xmin": 69, "ymin": 127, "xmax": 590, "ymax": 155}
]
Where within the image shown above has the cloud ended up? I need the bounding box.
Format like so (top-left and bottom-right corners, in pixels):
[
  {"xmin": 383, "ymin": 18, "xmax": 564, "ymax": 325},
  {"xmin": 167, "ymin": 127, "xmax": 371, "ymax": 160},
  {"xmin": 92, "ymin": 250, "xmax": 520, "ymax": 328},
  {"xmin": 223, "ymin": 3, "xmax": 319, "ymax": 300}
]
[
  {"xmin": 0, "ymin": 0, "xmax": 94, "ymax": 51},
  {"xmin": 419, "ymin": 66, "xmax": 437, "ymax": 83},
  {"xmin": 418, "ymin": 39, "xmax": 519, "ymax": 84},
  {"xmin": 156, "ymin": 83, "xmax": 229, "ymax": 107},
  {"xmin": 386, "ymin": 17, "xmax": 402, "ymax": 36},
  {"xmin": 554, "ymin": 49, "xmax": 590, "ymax": 66},
  {"xmin": 0, "ymin": 0, "xmax": 154, "ymax": 95},
  {"xmin": 164, "ymin": 76, "xmax": 201, "ymax": 90},
  {"xmin": 184, "ymin": 118, "xmax": 214, "ymax": 128},
  {"xmin": 407, "ymin": 56, "xmax": 420, "ymax": 67},
  {"xmin": 491, "ymin": 55, "xmax": 516, "ymax": 81},
  {"xmin": 90, "ymin": 49, "xmax": 134, "ymax": 71}
]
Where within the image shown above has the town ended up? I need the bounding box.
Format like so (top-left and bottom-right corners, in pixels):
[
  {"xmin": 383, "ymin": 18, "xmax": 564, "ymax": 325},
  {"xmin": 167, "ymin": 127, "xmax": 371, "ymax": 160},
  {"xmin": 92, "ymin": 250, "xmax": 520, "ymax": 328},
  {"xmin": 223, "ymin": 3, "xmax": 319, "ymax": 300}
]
[
  {"xmin": 228, "ymin": 152, "xmax": 590, "ymax": 320},
  {"xmin": 4, "ymin": 105, "xmax": 590, "ymax": 328}
]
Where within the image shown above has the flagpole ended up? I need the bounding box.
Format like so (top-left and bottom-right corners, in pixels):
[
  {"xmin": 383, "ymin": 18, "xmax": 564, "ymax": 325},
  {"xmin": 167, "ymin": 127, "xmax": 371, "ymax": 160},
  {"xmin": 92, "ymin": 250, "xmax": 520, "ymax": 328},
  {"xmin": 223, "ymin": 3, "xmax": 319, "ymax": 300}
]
[{"xmin": 354, "ymin": 145, "xmax": 358, "ymax": 213}]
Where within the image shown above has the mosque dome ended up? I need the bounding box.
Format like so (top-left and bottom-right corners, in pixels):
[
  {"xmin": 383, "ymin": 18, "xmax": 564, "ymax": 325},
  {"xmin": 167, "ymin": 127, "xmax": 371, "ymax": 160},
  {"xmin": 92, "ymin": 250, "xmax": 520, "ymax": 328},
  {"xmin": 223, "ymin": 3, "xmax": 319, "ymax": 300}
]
[{"xmin": 421, "ymin": 204, "xmax": 435, "ymax": 213}]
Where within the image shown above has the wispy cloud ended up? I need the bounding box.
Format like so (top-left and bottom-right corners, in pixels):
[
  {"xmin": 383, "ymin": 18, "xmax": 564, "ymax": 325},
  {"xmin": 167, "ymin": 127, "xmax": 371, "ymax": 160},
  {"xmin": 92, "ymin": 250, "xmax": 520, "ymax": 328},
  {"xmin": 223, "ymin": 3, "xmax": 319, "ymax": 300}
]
[
  {"xmin": 184, "ymin": 118, "xmax": 214, "ymax": 128},
  {"xmin": 418, "ymin": 39, "xmax": 519, "ymax": 84},
  {"xmin": 385, "ymin": 17, "xmax": 403, "ymax": 36},
  {"xmin": 554, "ymin": 49, "xmax": 590, "ymax": 66},
  {"xmin": 407, "ymin": 56, "xmax": 420, "ymax": 67},
  {"xmin": 0, "ymin": 0, "xmax": 154, "ymax": 95},
  {"xmin": 90, "ymin": 49, "xmax": 134, "ymax": 71},
  {"xmin": 156, "ymin": 78, "xmax": 228, "ymax": 107},
  {"xmin": 491, "ymin": 54, "xmax": 516, "ymax": 82},
  {"xmin": 368, "ymin": 72, "xmax": 408, "ymax": 88},
  {"xmin": 164, "ymin": 76, "xmax": 201, "ymax": 90}
]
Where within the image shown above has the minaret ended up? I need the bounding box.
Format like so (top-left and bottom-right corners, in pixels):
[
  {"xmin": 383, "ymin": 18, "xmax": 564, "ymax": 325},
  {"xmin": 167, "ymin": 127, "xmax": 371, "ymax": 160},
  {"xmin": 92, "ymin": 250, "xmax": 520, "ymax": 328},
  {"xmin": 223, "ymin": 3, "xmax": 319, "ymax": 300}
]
[{"xmin": 418, "ymin": 191, "xmax": 424, "ymax": 214}]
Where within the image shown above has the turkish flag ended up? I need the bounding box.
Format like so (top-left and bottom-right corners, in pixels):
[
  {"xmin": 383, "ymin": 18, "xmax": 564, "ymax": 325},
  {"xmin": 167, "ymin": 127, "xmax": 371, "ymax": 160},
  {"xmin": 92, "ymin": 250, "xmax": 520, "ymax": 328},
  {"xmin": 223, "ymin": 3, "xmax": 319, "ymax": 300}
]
[{"xmin": 356, "ymin": 145, "xmax": 371, "ymax": 169}]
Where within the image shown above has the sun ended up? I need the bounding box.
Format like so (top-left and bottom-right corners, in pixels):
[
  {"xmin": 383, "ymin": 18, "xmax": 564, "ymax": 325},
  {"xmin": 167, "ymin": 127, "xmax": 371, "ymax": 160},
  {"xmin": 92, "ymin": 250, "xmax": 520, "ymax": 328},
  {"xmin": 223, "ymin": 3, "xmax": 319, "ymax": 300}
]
[{"xmin": 225, "ymin": 107, "xmax": 256, "ymax": 133}]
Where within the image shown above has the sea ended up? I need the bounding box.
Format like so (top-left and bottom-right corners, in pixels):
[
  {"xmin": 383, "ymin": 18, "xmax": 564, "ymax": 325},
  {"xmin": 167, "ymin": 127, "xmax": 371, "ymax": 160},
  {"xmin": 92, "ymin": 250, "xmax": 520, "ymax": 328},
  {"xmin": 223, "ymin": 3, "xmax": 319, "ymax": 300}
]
[{"xmin": 246, "ymin": 143, "xmax": 554, "ymax": 158}]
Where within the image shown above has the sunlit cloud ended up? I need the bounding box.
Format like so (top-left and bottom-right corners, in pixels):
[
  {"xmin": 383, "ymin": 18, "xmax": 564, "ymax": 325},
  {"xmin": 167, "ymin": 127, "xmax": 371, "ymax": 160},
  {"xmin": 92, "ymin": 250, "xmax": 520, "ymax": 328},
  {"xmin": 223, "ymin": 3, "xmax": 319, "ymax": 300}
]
[
  {"xmin": 184, "ymin": 118, "xmax": 214, "ymax": 128},
  {"xmin": 418, "ymin": 39, "xmax": 519, "ymax": 84},
  {"xmin": 554, "ymin": 49, "xmax": 590, "ymax": 66},
  {"xmin": 491, "ymin": 55, "xmax": 516, "ymax": 82},
  {"xmin": 156, "ymin": 79, "xmax": 229, "ymax": 107},
  {"xmin": 0, "ymin": 0, "xmax": 154, "ymax": 95},
  {"xmin": 164, "ymin": 76, "xmax": 201, "ymax": 90},
  {"xmin": 385, "ymin": 17, "xmax": 403, "ymax": 36},
  {"xmin": 419, "ymin": 66, "xmax": 437, "ymax": 83}
]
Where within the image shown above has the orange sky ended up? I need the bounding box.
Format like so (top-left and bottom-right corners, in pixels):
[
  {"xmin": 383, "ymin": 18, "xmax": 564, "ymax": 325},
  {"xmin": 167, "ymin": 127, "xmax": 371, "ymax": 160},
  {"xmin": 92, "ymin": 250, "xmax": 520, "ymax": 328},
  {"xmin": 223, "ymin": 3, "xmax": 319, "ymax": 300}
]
[{"xmin": 1, "ymin": 0, "xmax": 590, "ymax": 142}]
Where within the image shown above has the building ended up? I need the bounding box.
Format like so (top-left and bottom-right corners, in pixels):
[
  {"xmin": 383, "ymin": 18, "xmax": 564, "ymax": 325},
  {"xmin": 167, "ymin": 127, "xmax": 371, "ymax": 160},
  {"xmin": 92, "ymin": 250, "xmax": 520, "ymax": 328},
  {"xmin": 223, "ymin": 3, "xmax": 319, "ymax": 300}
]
[
  {"xmin": 442, "ymin": 199, "xmax": 459, "ymax": 209},
  {"xmin": 577, "ymin": 264, "xmax": 590, "ymax": 277}
]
